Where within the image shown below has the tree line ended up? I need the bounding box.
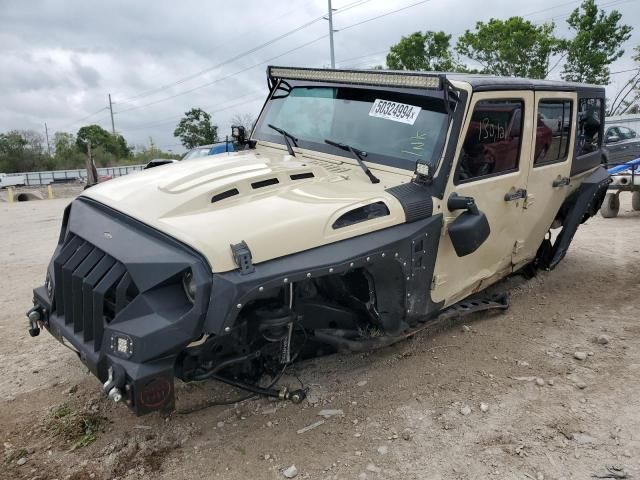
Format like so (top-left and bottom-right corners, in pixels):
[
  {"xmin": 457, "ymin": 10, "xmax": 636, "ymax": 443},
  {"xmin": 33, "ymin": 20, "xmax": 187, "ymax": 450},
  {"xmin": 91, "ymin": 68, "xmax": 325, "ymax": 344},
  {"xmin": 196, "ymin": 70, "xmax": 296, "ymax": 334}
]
[
  {"xmin": 0, "ymin": 110, "xmax": 255, "ymax": 173},
  {"xmin": 0, "ymin": 124, "xmax": 179, "ymax": 174},
  {"xmin": 384, "ymin": 0, "xmax": 638, "ymax": 114}
]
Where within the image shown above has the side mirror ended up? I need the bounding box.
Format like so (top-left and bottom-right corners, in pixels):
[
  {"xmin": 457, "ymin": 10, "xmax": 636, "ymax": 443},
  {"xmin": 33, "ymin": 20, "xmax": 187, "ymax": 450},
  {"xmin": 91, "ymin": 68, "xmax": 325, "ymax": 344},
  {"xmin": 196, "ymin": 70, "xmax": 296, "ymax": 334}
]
[
  {"xmin": 447, "ymin": 193, "xmax": 491, "ymax": 257},
  {"xmin": 607, "ymin": 135, "xmax": 620, "ymax": 144},
  {"xmin": 631, "ymin": 131, "xmax": 637, "ymax": 138}
]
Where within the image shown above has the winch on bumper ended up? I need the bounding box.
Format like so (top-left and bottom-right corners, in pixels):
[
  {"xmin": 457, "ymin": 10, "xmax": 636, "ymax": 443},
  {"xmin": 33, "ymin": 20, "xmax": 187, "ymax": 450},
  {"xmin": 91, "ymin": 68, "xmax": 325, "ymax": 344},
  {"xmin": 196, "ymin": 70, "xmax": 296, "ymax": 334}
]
[{"xmin": 28, "ymin": 198, "xmax": 212, "ymax": 415}]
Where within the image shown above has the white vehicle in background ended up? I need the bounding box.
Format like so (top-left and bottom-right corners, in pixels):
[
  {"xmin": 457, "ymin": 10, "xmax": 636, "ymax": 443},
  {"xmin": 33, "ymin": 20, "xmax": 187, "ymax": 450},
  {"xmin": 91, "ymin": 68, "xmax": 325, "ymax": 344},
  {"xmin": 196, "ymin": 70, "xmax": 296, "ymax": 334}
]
[{"xmin": 0, "ymin": 173, "xmax": 26, "ymax": 188}]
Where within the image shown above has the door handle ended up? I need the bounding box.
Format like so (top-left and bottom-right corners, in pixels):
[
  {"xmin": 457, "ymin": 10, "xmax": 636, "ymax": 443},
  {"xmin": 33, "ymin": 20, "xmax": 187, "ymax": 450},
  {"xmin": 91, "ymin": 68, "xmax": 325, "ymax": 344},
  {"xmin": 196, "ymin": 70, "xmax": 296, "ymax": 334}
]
[
  {"xmin": 552, "ymin": 176, "xmax": 571, "ymax": 188},
  {"xmin": 504, "ymin": 188, "xmax": 527, "ymax": 202}
]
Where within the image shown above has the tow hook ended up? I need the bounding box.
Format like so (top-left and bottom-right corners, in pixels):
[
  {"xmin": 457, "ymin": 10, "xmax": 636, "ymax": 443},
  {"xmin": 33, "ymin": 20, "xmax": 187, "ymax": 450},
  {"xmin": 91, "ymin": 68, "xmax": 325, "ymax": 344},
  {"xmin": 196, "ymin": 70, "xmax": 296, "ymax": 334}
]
[
  {"xmin": 103, "ymin": 365, "xmax": 126, "ymax": 404},
  {"xmin": 26, "ymin": 306, "xmax": 43, "ymax": 337}
]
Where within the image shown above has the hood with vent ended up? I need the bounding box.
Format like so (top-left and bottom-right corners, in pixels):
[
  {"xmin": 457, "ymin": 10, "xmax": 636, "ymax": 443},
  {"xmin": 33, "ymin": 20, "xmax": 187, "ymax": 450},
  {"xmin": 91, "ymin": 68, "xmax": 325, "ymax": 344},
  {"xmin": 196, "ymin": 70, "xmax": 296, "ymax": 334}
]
[{"xmin": 81, "ymin": 149, "xmax": 411, "ymax": 272}]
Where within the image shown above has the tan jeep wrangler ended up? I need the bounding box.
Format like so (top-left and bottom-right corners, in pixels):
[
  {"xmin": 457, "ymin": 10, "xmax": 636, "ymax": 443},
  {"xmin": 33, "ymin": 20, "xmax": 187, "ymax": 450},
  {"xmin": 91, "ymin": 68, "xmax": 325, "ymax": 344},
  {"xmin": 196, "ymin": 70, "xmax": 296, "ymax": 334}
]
[{"xmin": 27, "ymin": 67, "xmax": 609, "ymax": 414}]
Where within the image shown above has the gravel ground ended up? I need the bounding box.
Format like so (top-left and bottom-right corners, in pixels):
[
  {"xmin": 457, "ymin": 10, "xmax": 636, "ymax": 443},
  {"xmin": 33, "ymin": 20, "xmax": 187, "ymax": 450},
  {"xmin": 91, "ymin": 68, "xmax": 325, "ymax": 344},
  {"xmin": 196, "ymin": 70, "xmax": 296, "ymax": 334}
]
[{"xmin": 0, "ymin": 196, "xmax": 639, "ymax": 480}]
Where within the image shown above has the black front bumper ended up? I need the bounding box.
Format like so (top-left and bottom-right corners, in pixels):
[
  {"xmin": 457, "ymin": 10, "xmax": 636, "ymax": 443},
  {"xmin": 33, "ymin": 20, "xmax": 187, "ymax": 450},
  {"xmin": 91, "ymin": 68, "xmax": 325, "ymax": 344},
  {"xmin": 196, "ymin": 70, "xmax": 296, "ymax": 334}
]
[{"xmin": 32, "ymin": 197, "xmax": 212, "ymax": 415}]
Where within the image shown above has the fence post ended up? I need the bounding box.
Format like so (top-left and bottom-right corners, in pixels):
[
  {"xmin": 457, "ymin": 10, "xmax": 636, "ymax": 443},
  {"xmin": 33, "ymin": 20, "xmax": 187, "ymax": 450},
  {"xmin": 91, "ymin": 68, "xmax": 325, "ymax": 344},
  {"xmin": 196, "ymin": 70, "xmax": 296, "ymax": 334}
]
[
  {"xmin": 48, "ymin": 185, "xmax": 54, "ymax": 199},
  {"xmin": 7, "ymin": 187, "xmax": 14, "ymax": 203}
]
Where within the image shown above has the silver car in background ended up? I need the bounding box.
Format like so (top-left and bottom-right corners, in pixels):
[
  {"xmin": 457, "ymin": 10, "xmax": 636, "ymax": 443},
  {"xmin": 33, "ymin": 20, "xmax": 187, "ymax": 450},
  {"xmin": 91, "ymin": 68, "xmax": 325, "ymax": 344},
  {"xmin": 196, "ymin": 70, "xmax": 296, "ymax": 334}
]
[{"xmin": 604, "ymin": 125, "xmax": 640, "ymax": 163}]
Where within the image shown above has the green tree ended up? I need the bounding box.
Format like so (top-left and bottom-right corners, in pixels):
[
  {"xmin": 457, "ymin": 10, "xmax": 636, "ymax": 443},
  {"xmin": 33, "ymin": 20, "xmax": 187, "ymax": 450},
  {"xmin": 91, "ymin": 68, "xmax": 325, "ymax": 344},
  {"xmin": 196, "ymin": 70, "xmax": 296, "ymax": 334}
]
[
  {"xmin": 0, "ymin": 130, "xmax": 48, "ymax": 172},
  {"xmin": 456, "ymin": 17, "xmax": 563, "ymax": 78},
  {"xmin": 386, "ymin": 31, "xmax": 461, "ymax": 71},
  {"xmin": 76, "ymin": 124, "xmax": 131, "ymax": 158},
  {"xmin": 53, "ymin": 132, "xmax": 84, "ymax": 169},
  {"xmin": 173, "ymin": 108, "xmax": 218, "ymax": 149},
  {"xmin": 561, "ymin": 0, "xmax": 632, "ymax": 84}
]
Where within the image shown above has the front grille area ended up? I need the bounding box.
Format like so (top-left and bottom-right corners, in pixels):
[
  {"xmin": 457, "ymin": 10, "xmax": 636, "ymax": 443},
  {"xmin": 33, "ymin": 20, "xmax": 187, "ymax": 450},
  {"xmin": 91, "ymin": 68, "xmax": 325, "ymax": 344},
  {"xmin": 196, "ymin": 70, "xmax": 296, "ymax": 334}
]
[{"xmin": 53, "ymin": 233, "xmax": 139, "ymax": 352}]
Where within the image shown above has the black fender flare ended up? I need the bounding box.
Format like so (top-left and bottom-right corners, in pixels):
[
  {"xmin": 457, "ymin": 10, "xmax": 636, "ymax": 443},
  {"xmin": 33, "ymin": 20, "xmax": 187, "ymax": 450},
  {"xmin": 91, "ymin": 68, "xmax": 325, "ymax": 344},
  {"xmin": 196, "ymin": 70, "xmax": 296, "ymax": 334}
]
[{"xmin": 543, "ymin": 166, "xmax": 610, "ymax": 270}]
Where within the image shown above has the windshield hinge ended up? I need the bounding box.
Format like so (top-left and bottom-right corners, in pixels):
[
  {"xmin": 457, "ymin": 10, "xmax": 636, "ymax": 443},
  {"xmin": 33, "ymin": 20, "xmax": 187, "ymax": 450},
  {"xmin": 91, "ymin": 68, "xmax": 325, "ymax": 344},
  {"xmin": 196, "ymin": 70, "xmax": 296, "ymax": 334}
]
[{"xmin": 231, "ymin": 241, "xmax": 255, "ymax": 275}]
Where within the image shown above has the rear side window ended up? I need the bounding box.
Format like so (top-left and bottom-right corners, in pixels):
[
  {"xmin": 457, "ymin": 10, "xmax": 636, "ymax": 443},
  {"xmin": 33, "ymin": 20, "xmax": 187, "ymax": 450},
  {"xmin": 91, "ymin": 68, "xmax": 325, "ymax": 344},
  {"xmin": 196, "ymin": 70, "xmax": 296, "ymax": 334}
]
[
  {"xmin": 457, "ymin": 99, "xmax": 524, "ymax": 182},
  {"xmin": 619, "ymin": 126, "xmax": 637, "ymax": 140},
  {"xmin": 576, "ymin": 98, "xmax": 603, "ymax": 156},
  {"xmin": 535, "ymin": 100, "xmax": 572, "ymax": 165}
]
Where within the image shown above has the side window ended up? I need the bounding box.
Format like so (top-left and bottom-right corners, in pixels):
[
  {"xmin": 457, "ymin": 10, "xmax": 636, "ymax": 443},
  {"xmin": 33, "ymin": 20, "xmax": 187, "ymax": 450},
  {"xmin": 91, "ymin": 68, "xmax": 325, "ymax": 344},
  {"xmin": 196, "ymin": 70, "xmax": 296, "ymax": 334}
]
[
  {"xmin": 619, "ymin": 126, "xmax": 635, "ymax": 140},
  {"xmin": 534, "ymin": 100, "xmax": 572, "ymax": 165},
  {"xmin": 606, "ymin": 127, "xmax": 621, "ymax": 143},
  {"xmin": 457, "ymin": 99, "xmax": 524, "ymax": 182},
  {"xmin": 576, "ymin": 98, "xmax": 603, "ymax": 156}
]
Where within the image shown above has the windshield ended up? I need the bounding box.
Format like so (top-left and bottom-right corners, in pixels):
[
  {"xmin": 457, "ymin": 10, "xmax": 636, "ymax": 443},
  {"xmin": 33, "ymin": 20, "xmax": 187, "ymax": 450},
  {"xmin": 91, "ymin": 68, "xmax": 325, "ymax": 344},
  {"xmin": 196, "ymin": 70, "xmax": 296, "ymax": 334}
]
[
  {"xmin": 253, "ymin": 85, "xmax": 449, "ymax": 171},
  {"xmin": 182, "ymin": 146, "xmax": 212, "ymax": 160}
]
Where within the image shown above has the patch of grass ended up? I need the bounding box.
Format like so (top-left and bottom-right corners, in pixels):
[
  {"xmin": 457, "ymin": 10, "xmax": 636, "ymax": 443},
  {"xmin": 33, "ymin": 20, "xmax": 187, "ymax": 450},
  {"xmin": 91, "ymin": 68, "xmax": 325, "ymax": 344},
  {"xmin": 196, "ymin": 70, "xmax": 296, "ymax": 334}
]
[
  {"xmin": 45, "ymin": 403, "xmax": 106, "ymax": 449},
  {"xmin": 3, "ymin": 448, "xmax": 28, "ymax": 466}
]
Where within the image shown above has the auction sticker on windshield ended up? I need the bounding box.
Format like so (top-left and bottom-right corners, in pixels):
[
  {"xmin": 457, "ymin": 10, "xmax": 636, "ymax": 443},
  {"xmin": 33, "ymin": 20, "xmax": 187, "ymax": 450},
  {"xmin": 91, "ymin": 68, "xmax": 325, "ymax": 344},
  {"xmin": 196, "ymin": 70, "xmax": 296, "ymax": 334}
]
[{"xmin": 369, "ymin": 99, "xmax": 421, "ymax": 125}]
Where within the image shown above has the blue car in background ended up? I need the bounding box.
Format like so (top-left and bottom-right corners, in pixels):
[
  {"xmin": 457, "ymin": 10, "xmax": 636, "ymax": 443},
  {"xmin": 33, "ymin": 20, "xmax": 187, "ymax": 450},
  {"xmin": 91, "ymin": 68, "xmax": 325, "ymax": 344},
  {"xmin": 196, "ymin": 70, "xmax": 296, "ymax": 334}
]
[
  {"xmin": 182, "ymin": 140, "xmax": 236, "ymax": 160},
  {"xmin": 144, "ymin": 141, "xmax": 236, "ymax": 169},
  {"xmin": 144, "ymin": 125, "xmax": 250, "ymax": 169}
]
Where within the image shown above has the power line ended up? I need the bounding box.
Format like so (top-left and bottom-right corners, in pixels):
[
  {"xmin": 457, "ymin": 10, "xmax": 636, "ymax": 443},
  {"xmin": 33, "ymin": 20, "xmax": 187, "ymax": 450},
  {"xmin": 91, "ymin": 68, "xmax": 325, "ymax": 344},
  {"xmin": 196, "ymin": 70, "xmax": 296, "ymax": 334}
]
[
  {"xmin": 118, "ymin": 16, "xmax": 326, "ymax": 104},
  {"xmin": 120, "ymin": 93, "xmax": 265, "ymax": 132},
  {"xmin": 124, "ymin": 90, "xmax": 264, "ymax": 128},
  {"xmin": 611, "ymin": 67, "xmax": 640, "ymax": 75},
  {"xmin": 58, "ymin": 107, "xmax": 108, "ymax": 131},
  {"xmin": 520, "ymin": 0, "xmax": 582, "ymax": 18},
  {"xmin": 333, "ymin": 0, "xmax": 373, "ymax": 13},
  {"xmin": 546, "ymin": 0, "xmax": 634, "ymax": 21},
  {"xmin": 117, "ymin": 0, "xmax": 371, "ymax": 105},
  {"xmin": 116, "ymin": 0, "xmax": 321, "ymax": 103},
  {"xmin": 338, "ymin": 0, "xmax": 433, "ymax": 33},
  {"xmin": 114, "ymin": 0, "xmax": 435, "ymax": 115},
  {"xmin": 114, "ymin": 33, "xmax": 329, "ymax": 114},
  {"xmin": 338, "ymin": 50, "xmax": 387, "ymax": 64}
]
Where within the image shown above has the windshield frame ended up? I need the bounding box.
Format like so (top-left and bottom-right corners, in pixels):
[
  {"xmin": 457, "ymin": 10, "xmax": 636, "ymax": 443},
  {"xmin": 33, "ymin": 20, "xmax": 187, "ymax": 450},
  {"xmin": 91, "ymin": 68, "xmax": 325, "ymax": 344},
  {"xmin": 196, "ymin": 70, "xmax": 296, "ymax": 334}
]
[{"xmin": 252, "ymin": 79, "xmax": 450, "ymax": 172}]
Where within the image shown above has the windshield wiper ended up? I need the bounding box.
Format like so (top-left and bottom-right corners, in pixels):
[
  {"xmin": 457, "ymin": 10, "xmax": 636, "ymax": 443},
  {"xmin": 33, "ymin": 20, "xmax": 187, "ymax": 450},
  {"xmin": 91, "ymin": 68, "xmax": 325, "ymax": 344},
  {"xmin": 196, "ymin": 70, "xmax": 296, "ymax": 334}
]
[
  {"xmin": 324, "ymin": 139, "xmax": 380, "ymax": 184},
  {"xmin": 268, "ymin": 124, "xmax": 298, "ymax": 156}
]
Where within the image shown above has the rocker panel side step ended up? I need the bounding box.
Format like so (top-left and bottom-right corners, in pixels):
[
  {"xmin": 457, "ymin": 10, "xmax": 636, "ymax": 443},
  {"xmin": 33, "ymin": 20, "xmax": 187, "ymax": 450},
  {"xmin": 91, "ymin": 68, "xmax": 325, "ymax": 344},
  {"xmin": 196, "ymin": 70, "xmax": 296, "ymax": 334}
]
[{"xmin": 313, "ymin": 292, "xmax": 510, "ymax": 353}]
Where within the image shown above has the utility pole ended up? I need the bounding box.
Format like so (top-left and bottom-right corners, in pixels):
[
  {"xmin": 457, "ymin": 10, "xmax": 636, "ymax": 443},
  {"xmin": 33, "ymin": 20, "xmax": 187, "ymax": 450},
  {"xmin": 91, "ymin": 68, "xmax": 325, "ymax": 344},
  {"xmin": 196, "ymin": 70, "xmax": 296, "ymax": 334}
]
[
  {"xmin": 44, "ymin": 122, "xmax": 51, "ymax": 156},
  {"xmin": 327, "ymin": 0, "xmax": 335, "ymax": 68},
  {"xmin": 108, "ymin": 93, "xmax": 116, "ymax": 135},
  {"xmin": 86, "ymin": 140, "xmax": 98, "ymax": 187}
]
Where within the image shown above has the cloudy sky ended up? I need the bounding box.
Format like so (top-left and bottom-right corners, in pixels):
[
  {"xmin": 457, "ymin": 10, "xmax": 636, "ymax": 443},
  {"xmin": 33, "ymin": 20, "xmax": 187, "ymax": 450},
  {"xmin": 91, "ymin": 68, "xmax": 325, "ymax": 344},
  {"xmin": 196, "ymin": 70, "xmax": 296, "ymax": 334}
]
[{"xmin": 1, "ymin": 0, "xmax": 638, "ymax": 153}]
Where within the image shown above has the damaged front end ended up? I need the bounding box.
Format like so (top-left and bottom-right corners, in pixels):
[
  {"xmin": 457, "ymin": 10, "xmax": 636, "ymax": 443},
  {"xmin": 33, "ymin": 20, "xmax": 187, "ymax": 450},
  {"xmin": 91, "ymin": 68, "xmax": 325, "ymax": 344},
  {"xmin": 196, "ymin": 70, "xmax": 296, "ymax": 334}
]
[
  {"xmin": 29, "ymin": 198, "xmax": 211, "ymax": 415},
  {"xmin": 29, "ymin": 190, "xmax": 447, "ymax": 415}
]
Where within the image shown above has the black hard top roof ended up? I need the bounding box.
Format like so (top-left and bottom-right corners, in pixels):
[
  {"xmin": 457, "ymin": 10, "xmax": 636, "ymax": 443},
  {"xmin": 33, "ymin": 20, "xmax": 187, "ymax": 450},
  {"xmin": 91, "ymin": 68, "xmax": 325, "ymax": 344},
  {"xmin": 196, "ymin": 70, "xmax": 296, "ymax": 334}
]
[{"xmin": 442, "ymin": 72, "xmax": 604, "ymax": 96}]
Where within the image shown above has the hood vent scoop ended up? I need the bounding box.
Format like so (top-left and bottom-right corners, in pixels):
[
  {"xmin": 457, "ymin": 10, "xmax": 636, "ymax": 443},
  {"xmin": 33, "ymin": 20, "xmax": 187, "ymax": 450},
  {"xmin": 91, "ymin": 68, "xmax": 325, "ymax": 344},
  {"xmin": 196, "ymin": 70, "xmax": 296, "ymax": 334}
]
[
  {"xmin": 290, "ymin": 172, "xmax": 314, "ymax": 181},
  {"xmin": 211, "ymin": 188, "xmax": 239, "ymax": 203},
  {"xmin": 332, "ymin": 201, "xmax": 390, "ymax": 229},
  {"xmin": 252, "ymin": 178, "xmax": 279, "ymax": 189}
]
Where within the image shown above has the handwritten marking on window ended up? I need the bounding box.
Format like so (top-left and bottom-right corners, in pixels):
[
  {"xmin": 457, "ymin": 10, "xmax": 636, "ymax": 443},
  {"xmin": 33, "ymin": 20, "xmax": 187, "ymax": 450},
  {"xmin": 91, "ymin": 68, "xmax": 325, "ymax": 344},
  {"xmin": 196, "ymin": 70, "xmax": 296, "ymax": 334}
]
[
  {"xmin": 401, "ymin": 132, "xmax": 426, "ymax": 157},
  {"xmin": 479, "ymin": 118, "xmax": 506, "ymax": 142}
]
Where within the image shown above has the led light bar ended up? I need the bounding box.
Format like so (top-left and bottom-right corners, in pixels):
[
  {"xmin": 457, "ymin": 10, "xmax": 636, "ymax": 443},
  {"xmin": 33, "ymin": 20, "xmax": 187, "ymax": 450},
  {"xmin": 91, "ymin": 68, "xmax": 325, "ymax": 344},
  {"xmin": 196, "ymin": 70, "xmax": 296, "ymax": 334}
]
[{"xmin": 268, "ymin": 66, "xmax": 443, "ymax": 90}]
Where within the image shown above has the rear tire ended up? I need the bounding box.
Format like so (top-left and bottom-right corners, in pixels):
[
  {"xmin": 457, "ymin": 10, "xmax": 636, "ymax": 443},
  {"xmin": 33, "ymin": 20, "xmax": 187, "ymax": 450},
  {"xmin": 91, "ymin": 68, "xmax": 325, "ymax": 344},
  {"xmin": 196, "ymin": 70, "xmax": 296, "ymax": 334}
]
[
  {"xmin": 632, "ymin": 191, "xmax": 640, "ymax": 211},
  {"xmin": 600, "ymin": 193, "xmax": 620, "ymax": 218}
]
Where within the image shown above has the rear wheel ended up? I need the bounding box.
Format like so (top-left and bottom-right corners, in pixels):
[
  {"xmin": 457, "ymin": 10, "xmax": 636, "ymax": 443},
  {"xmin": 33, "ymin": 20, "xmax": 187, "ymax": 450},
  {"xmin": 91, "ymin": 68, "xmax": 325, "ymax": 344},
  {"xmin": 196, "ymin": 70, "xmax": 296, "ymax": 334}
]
[
  {"xmin": 632, "ymin": 191, "xmax": 640, "ymax": 211},
  {"xmin": 600, "ymin": 193, "xmax": 620, "ymax": 218}
]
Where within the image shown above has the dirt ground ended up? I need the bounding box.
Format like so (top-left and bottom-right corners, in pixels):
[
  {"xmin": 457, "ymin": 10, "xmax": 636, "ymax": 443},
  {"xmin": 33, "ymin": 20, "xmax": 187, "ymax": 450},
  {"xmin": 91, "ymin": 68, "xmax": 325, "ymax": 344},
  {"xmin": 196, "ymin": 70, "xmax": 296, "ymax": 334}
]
[{"xmin": 1, "ymin": 195, "xmax": 639, "ymax": 480}]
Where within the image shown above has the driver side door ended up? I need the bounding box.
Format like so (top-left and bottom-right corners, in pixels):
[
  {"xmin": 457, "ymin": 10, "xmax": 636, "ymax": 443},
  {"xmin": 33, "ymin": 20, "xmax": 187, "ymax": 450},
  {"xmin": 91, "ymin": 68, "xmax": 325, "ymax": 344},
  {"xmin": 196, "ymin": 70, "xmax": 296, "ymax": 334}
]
[{"xmin": 432, "ymin": 91, "xmax": 534, "ymax": 307}]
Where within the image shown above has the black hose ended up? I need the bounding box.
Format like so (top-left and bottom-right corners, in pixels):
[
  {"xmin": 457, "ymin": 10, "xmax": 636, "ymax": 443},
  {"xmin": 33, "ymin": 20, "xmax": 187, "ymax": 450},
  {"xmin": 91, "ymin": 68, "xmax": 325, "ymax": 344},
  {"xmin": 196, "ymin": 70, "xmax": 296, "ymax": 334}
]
[
  {"xmin": 206, "ymin": 374, "xmax": 282, "ymax": 399},
  {"xmin": 191, "ymin": 350, "xmax": 261, "ymax": 381}
]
